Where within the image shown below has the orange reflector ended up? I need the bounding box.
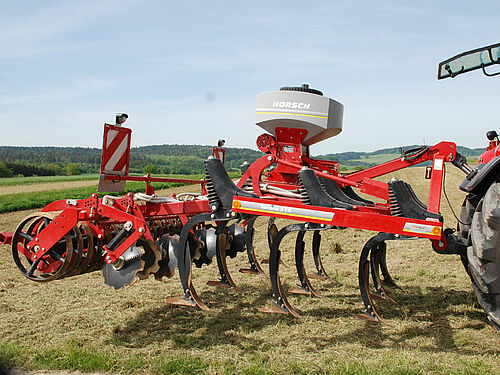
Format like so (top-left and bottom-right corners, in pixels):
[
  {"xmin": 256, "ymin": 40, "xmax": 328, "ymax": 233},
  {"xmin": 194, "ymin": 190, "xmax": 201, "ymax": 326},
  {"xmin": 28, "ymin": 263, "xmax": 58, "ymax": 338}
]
[
  {"xmin": 432, "ymin": 226, "xmax": 441, "ymax": 236},
  {"xmin": 232, "ymin": 200, "xmax": 241, "ymax": 209}
]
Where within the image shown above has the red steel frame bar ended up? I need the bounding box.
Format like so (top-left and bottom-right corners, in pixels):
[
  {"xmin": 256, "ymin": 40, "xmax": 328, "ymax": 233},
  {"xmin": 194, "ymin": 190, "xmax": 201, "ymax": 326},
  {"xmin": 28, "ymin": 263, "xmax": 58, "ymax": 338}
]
[
  {"xmin": 232, "ymin": 196, "xmax": 443, "ymax": 240},
  {"xmin": 103, "ymin": 174, "xmax": 203, "ymax": 185}
]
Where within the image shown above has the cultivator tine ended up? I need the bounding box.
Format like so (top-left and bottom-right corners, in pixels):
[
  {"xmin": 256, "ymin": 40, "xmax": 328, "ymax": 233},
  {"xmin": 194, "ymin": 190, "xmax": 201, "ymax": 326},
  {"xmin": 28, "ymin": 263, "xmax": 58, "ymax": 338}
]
[
  {"xmin": 289, "ymin": 230, "xmax": 321, "ymax": 297},
  {"xmin": 369, "ymin": 243, "xmax": 396, "ymax": 304},
  {"xmin": 356, "ymin": 258, "xmax": 382, "ymax": 322},
  {"xmin": 261, "ymin": 218, "xmax": 288, "ymax": 267},
  {"xmin": 239, "ymin": 218, "xmax": 265, "ymax": 275},
  {"xmin": 166, "ymin": 280, "xmax": 208, "ymax": 310},
  {"xmin": 355, "ymin": 233, "xmax": 396, "ymax": 323},
  {"xmin": 307, "ymin": 231, "xmax": 334, "ymax": 283},
  {"xmin": 259, "ymin": 224, "xmax": 302, "ymax": 318},
  {"xmin": 378, "ymin": 242, "xmax": 400, "ymax": 289}
]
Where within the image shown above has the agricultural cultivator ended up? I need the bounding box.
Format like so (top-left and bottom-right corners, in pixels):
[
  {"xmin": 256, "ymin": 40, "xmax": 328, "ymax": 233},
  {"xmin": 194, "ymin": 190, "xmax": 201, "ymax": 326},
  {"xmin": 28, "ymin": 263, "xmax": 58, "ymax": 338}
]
[{"xmin": 1, "ymin": 43, "xmax": 500, "ymax": 330}]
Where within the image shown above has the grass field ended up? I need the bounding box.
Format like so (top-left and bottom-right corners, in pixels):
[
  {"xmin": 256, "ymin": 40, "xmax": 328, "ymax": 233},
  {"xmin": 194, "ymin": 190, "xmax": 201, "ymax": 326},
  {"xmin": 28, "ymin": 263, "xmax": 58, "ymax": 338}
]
[
  {"xmin": 0, "ymin": 166, "xmax": 499, "ymax": 374},
  {"xmin": 0, "ymin": 173, "xmax": 232, "ymax": 213},
  {"xmin": 0, "ymin": 174, "xmax": 100, "ymax": 187}
]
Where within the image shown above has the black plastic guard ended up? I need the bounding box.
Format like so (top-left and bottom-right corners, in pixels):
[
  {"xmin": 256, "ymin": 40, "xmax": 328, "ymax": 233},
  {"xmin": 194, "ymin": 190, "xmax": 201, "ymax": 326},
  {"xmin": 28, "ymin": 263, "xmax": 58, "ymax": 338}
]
[
  {"xmin": 388, "ymin": 180, "xmax": 443, "ymax": 221},
  {"xmin": 319, "ymin": 176, "xmax": 367, "ymax": 206},
  {"xmin": 342, "ymin": 185, "xmax": 374, "ymax": 205},
  {"xmin": 461, "ymin": 156, "xmax": 500, "ymax": 196},
  {"xmin": 298, "ymin": 169, "xmax": 353, "ymax": 210},
  {"xmin": 204, "ymin": 158, "xmax": 258, "ymax": 211}
]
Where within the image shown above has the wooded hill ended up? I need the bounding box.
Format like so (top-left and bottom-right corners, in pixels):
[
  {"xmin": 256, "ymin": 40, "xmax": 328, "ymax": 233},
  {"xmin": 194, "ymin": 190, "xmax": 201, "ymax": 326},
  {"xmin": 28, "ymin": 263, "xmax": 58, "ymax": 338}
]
[{"xmin": 0, "ymin": 144, "xmax": 484, "ymax": 177}]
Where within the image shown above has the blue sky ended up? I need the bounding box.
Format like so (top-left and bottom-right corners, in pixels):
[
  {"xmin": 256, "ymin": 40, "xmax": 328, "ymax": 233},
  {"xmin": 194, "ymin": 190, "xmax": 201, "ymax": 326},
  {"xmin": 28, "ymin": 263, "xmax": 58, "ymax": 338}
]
[{"xmin": 1, "ymin": 0, "xmax": 499, "ymax": 154}]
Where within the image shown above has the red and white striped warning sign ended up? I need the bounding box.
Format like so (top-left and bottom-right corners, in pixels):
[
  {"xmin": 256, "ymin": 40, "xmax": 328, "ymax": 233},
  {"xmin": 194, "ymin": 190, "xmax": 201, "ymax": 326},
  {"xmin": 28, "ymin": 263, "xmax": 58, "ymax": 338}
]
[
  {"xmin": 98, "ymin": 124, "xmax": 131, "ymax": 192},
  {"xmin": 100, "ymin": 124, "xmax": 131, "ymax": 175}
]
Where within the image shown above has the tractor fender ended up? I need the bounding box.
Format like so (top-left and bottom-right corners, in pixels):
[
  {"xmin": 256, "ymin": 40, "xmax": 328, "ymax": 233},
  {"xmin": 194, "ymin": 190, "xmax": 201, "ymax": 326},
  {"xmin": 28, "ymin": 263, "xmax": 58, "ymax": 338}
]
[{"xmin": 460, "ymin": 156, "xmax": 500, "ymax": 196}]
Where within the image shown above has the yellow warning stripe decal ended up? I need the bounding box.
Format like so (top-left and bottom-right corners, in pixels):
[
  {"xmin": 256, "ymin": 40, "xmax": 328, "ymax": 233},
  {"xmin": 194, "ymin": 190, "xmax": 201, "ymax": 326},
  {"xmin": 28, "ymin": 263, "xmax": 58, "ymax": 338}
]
[
  {"xmin": 256, "ymin": 111, "xmax": 327, "ymax": 119},
  {"xmin": 236, "ymin": 206, "xmax": 330, "ymax": 221}
]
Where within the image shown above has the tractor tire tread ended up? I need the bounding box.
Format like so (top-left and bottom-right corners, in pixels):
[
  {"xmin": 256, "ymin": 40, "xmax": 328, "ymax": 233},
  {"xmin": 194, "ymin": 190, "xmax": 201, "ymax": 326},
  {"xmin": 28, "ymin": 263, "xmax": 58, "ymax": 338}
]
[{"xmin": 468, "ymin": 182, "xmax": 500, "ymax": 329}]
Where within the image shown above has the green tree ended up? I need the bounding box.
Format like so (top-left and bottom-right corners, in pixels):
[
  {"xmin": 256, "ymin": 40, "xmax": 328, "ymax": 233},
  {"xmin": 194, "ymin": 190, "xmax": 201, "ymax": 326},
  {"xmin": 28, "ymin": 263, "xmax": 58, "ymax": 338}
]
[
  {"xmin": 65, "ymin": 163, "xmax": 80, "ymax": 176},
  {"xmin": 0, "ymin": 162, "xmax": 13, "ymax": 177},
  {"xmin": 143, "ymin": 164, "xmax": 158, "ymax": 175}
]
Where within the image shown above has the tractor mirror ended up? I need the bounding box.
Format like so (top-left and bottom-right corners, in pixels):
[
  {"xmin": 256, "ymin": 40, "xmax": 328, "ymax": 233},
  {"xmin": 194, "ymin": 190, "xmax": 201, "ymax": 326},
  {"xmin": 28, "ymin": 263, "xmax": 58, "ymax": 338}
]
[{"xmin": 486, "ymin": 130, "xmax": 498, "ymax": 141}]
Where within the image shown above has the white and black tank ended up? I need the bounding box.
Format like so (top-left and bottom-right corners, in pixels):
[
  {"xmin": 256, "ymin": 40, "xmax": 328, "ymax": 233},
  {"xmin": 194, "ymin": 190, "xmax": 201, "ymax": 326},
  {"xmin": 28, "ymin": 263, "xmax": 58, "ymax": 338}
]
[{"xmin": 255, "ymin": 84, "xmax": 344, "ymax": 146}]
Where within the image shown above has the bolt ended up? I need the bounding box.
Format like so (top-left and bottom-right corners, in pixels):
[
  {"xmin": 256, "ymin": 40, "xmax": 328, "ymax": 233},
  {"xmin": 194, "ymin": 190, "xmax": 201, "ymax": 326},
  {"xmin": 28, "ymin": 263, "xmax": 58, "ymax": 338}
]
[
  {"xmin": 211, "ymin": 214, "xmax": 215, "ymax": 219},
  {"xmin": 26, "ymin": 245, "xmax": 30, "ymax": 249},
  {"xmin": 226, "ymin": 212, "xmax": 231, "ymax": 218},
  {"xmin": 123, "ymin": 221, "xmax": 133, "ymax": 231},
  {"xmin": 98, "ymin": 234, "xmax": 103, "ymax": 239},
  {"xmin": 211, "ymin": 205, "xmax": 217, "ymax": 211},
  {"xmin": 231, "ymin": 211, "xmax": 237, "ymax": 217},
  {"xmin": 320, "ymin": 224, "xmax": 325, "ymax": 228},
  {"xmin": 106, "ymin": 256, "xmax": 111, "ymax": 260},
  {"xmin": 139, "ymin": 227, "xmax": 144, "ymax": 233},
  {"xmin": 33, "ymin": 245, "xmax": 40, "ymax": 252},
  {"xmin": 33, "ymin": 255, "xmax": 37, "ymax": 260},
  {"xmin": 267, "ymin": 155, "xmax": 273, "ymax": 161},
  {"xmin": 42, "ymin": 248, "xmax": 45, "ymax": 251},
  {"xmin": 35, "ymin": 238, "xmax": 39, "ymax": 242}
]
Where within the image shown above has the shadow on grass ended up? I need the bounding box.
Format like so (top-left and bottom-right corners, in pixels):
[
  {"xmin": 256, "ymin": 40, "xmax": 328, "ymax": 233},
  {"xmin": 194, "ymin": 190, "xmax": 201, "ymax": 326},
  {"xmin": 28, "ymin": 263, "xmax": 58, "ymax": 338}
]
[
  {"xmin": 112, "ymin": 278, "xmax": 496, "ymax": 356},
  {"xmin": 305, "ymin": 285, "xmax": 497, "ymax": 354},
  {"xmin": 111, "ymin": 284, "xmax": 298, "ymax": 352}
]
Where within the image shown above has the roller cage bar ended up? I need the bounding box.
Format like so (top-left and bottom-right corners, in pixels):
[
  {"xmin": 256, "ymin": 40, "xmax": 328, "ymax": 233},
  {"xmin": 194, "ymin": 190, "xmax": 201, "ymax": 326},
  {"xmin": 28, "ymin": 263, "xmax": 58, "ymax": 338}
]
[{"xmin": 438, "ymin": 42, "xmax": 500, "ymax": 79}]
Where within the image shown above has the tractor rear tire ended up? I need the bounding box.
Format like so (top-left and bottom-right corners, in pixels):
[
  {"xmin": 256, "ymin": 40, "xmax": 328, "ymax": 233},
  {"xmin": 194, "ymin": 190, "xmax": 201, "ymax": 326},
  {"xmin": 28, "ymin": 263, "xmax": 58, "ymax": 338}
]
[{"xmin": 468, "ymin": 182, "xmax": 500, "ymax": 329}]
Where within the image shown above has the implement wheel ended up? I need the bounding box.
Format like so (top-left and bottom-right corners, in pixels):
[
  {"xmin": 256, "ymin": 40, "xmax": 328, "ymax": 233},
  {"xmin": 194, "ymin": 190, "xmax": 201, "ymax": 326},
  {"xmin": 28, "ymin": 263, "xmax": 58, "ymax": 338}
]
[{"xmin": 468, "ymin": 182, "xmax": 500, "ymax": 330}]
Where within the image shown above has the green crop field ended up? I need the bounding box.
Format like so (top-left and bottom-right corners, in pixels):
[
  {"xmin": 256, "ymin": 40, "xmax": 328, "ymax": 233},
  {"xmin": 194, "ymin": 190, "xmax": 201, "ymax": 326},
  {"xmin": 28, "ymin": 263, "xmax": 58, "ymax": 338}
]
[{"xmin": 0, "ymin": 167, "xmax": 498, "ymax": 375}]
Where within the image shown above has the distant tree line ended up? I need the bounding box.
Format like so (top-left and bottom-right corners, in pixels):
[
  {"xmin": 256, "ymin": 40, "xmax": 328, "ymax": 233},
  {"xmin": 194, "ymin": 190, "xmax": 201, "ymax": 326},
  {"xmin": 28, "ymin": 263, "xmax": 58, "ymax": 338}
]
[
  {"xmin": 0, "ymin": 143, "xmax": 484, "ymax": 178},
  {"xmin": 0, "ymin": 145, "xmax": 263, "ymax": 177}
]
